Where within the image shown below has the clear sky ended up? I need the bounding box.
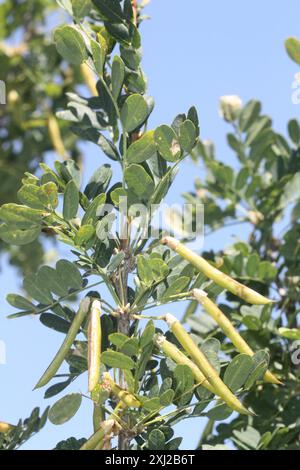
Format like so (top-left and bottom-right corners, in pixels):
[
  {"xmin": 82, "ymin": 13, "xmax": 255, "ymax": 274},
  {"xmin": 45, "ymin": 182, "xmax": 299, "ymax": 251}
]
[{"xmin": 1, "ymin": 0, "xmax": 300, "ymax": 450}]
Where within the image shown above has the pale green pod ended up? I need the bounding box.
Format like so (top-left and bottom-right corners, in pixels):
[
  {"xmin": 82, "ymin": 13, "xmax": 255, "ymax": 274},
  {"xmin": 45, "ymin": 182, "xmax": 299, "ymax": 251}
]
[
  {"xmin": 164, "ymin": 314, "xmax": 253, "ymax": 416},
  {"xmin": 88, "ymin": 299, "xmax": 102, "ymax": 393},
  {"xmin": 155, "ymin": 334, "xmax": 216, "ymax": 395},
  {"xmin": 161, "ymin": 236, "xmax": 273, "ymax": 305},
  {"xmin": 193, "ymin": 289, "xmax": 282, "ymax": 385},
  {"xmin": 80, "ymin": 419, "xmax": 115, "ymax": 451},
  {"xmin": 34, "ymin": 297, "xmax": 91, "ymax": 389}
]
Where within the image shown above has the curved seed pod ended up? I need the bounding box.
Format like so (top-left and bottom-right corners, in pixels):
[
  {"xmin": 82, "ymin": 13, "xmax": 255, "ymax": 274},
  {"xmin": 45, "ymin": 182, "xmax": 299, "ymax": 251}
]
[
  {"xmin": 80, "ymin": 419, "xmax": 116, "ymax": 451},
  {"xmin": 193, "ymin": 289, "xmax": 282, "ymax": 385},
  {"xmin": 0, "ymin": 421, "xmax": 15, "ymax": 434},
  {"xmin": 155, "ymin": 334, "xmax": 217, "ymax": 395},
  {"xmin": 80, "ymin": 63, "xmax": 98, "ymax": 97},
  {"xmin": 164, "ymin": 314, "xmax": 253, "ymax": 416},
  {"xmin": 161, "ymin": 236, "xmax": 273, "ymax": 305},
  {"xmin": 102, "ymin": 372, "xmax": 141, "ymax": 408},
  {"xmin": 47, "ymin": 114, "xmax": 67, "ymax": 160},
  {"xmin": 88, "ymin": 299, "xmax": 102, "ymax": 393},
  {"xmin": 34, "ymin": 297, "xmax": 91, "ymax": 389}
]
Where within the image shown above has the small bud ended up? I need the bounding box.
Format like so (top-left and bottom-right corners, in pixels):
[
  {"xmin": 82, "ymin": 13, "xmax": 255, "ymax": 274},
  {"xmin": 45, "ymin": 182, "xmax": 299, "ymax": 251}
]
[{"xmin": 219, "ymin": 95, "xmax": 242, "ymax": 122}]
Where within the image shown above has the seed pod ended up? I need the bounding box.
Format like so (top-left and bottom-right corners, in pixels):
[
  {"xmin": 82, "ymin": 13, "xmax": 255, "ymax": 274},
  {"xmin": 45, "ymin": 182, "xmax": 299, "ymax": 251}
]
[
  {"xmin": 160, "ymin": 236, "xmax": 273, "ymax": 305},
  {"xmin": 193, "ymin": 289, "xmax": 282, "ymax": 385},
  {"xmin": 47, "ymin": 114, "xmax": 67, "ymax": 160},
  {"xmin": 80, "ymin": 419, "xmax": 116, "ymax": 451},
  {"xmin": 34, "ymin": 297, "xmax": 91, "ymax": 389},
  {"xmin": 80, "ymin": 63, "xmax": 98, "ymax": 97},
  {"xmin": 88, "ymin": 299, "xmax": 102, "ymax": 393},
  {"xmin": 0, "ymin": 421, "xmax": 15, "ymax": 434},
  {"xmin": 155, "ymin": 334, "xmax": 216, "ymax": 395},
  {"xmin": 102, "ymin": 372, "xmax": 141, "ymax": 408},
  {"xmin": 164, "ymin": 314, "xmax": 252, "ymax": 415}
]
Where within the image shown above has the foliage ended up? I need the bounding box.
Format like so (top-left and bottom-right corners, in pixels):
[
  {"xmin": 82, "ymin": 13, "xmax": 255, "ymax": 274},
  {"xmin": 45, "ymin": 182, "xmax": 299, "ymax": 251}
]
[{"xmin": 0, "ymin": 0, "xmax": 299, "ymax": 451}]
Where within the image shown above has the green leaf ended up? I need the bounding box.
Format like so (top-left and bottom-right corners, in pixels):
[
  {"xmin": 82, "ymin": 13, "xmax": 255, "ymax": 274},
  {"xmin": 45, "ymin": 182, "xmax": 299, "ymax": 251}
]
[
  {"xmin": 161, "ymin": 276, "xmax": 190, "ymax": 299},
  {"xmin": 56, "ymin": 260, "xmax": 83, "ymax": 290},
  {"xmin": 278, "ymin": 328, "xmax": 300, "ymax": 340},
  {"xmin": 75, "ymin": 225, "xmax": 95, "ymax": 246},
  {"xmin": 38, "ymin": 266, "xmax": 69, "ymax": 297},
  {"xmin": 200, "ymin": 338, "xmax": 221, "ymax": 374},
  {"xmin": 82, "ymin": 193, "xmax": 106, "ymax": 225},
  {"xmin": 148, "ymin": 429, "xmax": 166, "ymax": 450},
  {"xmin": 90, "ymin": 39, "xmax": 104, "ymax": 76},
  {"xmin": 140, "ymin": 320, "xmax": 155, "ymax": 348},
  {"xmin": 137, "ymin": 255, "xmax": 154, "ymax": 286},
  {"xmin": 23, "ymin": 274, "xmax": 53, "ymax": 304},
  {"xmin": 285, "ymin": 37, "xmax": 300, "ymax": 65},
  {"xmin": 18, "ymin": 183, "xmax": 58, "ymax": 211},
  {"xmin": 40, "ymin": 313, "xmax": 71, "ymax": 334},
  {"xmin": 154, "ymin": 125, "xmax": 181, "ymax": 162},
  {"xmin": 49, "ymin": 393, "xmax": 82, "ymax": 425},
  {"xmin": 179, "ymin": 119, "xmax": 197, "ymax": 153},
  {"xmin": 159, "ymin": 389, "xmax": 175, "ymax": 407},
  {"xmin": 96, "ymin": 212, "xmax": 116, "ymax": 241},
  {"xmin": 98, "ymin": 134, "xmax": 120, "ymax": 161},
  {"xmin": 246, "ymin": 253, "xmax": 260, "ymax": 277},
  {"xmin": 187, "ymin": 106, "xmax": 200, "ymax": 135},
  {"xmin": 0, "ymin": 224, "xmax": 41, "ymax": 246},
  {"xmin": 54, "ymin": 25, "xmax": 88, "ymax": 65},
  {"xmin": 124, "ymin": 164, "xmax": 155, "ymax": 199},
  {"xmin": 244, "ymin": 350, "xmax": 269, "ymax": 389},
  {"xmin": 206, "ymin": 403, "xmax": 233, "ymax": 421},
  {"xmin": 0, "ymin": 204, "xmax": 43, "ymax": 228},
  {"xmin": 6, "ymin": 294, "xmax": 35, "ymax": 311},
  {"xmin": 101, "ymin": 350, "xmax": 135, "ymax": 369},
  {"xmin": 85, "ymin": 165, "xmax": 112, "ymax": 200},
  {"xmin": 41, "ymin": 182, "xmax": 59, "ymax": 210},
  {"xmin": 111, "ymin": 56, "xmax": 125, "ymax": 98},
  {"xmin": 63, "ymin": 180, "xmax": 79, "ymax": 221},
  {"xmin": 92, "ymin": 0, "xmax": 125, "ymax": 23},
  {"xmin": 148, "ymin": 257, "xmax": 169, "ymax": 281},
  {"xmin": 120, "ymin": 337, "xmax": 139, "ymax": 356},
  {"xmin": 44, "ymin": 379, "xmax": 72, "ymax": 399},
  {"xmin": 223, "ymin": 354, "xmax": 254, "ymax": 392},
  {"xmin": 121, "ymin": 94, "xmax": 150, "ymax": 132},
  {"xmin": 288, "ymin": 119, "xmax": 300, "ymax": 144},
  {"xmin": 109, "ymin": 332, "xmax": 129, "ymax": 348},
  {"xmin": 174, "ymin": 364, "xmax": 194, "ymax": 405},
  {"xmin": 127, "ymin": 131, "xmax": 156, "ymax": 163},
  {"xmin": 238, "ymin": 100, "xmax": 261, "ymax": 132},
  {"xmin": 72, "ymin": 0, "xmax": 91, "ymax": 19},
  {"xmin": 106, "ymin": 252, "xmax": 125, "ymax": 273}
]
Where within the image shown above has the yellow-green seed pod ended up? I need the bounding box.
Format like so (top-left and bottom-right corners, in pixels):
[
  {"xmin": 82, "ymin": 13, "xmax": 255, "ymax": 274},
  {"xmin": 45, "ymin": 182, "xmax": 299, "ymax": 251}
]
[
  {"xmin": 47, "ymin": 114, "xmax": 67, "ymax": 160},
  {"xmin": 161, "ymin": 236, "xmax": 273, "ymax": 305},
  {"xmin": 102, "ymin": 372, "xmax": 141, "ymax": 408},
  {"xmin": 88, "ymin": 299, "xmax": 102, "ymax": 393},
  {"xmin": 80, "ymin": 63, "xmax": 98, "ymax": 97},
  {"xmin": 0, "ymin": 421, "xmax": 15, "ymax": 434},
  {"xmin": 193, "ymin": 289, "xmax": 282, "ymax": 385},
  {"xmin": 80, "ymin": 419, "xmax": 115, "ymax": 451},
  {"xmin": 34, "ymin": 297, "xmax": 91, "ymax": 389},
  {"xmin": 155, "ymin": 334, "xmax": 217, "ymax": 395},
  {"xmin": 164, "ymin": 314, "xmax": 252, "ymax": 416}
]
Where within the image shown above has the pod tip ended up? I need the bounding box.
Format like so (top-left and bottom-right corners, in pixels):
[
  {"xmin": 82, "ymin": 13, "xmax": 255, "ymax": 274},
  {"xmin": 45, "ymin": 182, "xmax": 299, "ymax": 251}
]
[
  {"xmin": 160, "ymin": 236, "xmax": 179, "ymax": 250},
  {"xmin": 192, "ymin": 288, "xmax": 208, "ymax": 300},
  {"xmin": 91, "ymin": 298, "xmax": 101, "ymax": 311},
  {"xmin": 165, "ymin": 313, "xmax": 177, "ymax": 327}
]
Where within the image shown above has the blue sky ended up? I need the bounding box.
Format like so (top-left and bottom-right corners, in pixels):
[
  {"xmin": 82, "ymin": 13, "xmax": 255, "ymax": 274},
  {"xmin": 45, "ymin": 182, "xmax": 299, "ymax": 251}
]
[{"xmin": 1, "ymin": 0, "xmax": 300, "ymax": 450}]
